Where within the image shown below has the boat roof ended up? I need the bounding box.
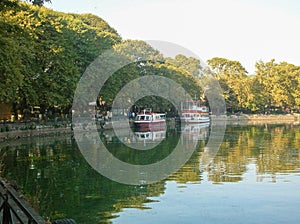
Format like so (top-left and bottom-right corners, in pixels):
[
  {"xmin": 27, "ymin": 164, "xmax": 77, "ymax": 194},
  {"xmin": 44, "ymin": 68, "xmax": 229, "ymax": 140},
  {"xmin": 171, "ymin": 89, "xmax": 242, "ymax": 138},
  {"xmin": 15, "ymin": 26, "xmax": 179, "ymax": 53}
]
[{"xmin": 136, "ymin": 112, "xmax": 166, "ymax": 115}]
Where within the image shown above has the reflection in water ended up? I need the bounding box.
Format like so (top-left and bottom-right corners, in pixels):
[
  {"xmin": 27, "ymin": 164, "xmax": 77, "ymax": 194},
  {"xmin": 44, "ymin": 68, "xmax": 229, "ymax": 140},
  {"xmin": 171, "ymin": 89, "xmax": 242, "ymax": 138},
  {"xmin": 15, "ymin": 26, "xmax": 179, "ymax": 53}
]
[
  {"xmin": 134, "ymin": 126, "xmax": 166, "ymax": 144},
  {"xmin": 0, "ymin": 123, "xmax": 299, "ymax": 223},
  {"xmin": 181, "ymin": 123, "xmax": 209, "ymax": 142},
  {"xmin": 207, "ymin": 124, "xmax": 300, "ymax": 183}
]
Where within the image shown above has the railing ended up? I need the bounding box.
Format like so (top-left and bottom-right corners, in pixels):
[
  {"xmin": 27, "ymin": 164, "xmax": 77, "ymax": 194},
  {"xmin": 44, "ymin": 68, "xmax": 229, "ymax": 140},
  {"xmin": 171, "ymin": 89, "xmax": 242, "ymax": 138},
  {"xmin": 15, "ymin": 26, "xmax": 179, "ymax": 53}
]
[{"xmin": 0, "ymin": 179, "xmax": 47, "ymax": 224}]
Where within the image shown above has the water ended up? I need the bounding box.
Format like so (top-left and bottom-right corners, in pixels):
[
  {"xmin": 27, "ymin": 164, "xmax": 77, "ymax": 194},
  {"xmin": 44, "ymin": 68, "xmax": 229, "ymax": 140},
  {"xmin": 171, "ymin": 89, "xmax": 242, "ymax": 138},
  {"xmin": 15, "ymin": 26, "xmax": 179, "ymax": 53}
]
[{"xmin": 0, "ymin": 123, "xmax": 300, "ymax": 223}]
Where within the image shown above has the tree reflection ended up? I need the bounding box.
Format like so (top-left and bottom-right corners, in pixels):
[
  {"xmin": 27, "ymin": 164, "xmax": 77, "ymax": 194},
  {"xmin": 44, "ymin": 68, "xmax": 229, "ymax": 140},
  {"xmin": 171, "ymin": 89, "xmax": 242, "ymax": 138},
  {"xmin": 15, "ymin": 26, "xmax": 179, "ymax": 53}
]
[
  {"xmin": 206, "ymin": 124, "xmax": 300, "ymax": 183},
  {"xmin": 0, "ymin": 123, "xmax": 299, "ymax": 222}
]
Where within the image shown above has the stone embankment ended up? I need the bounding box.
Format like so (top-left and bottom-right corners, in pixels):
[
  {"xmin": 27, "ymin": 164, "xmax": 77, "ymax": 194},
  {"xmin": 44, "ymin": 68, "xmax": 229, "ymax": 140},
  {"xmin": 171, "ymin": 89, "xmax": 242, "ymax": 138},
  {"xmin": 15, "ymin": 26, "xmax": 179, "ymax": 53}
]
[
  {"xmin": 212, "ymin": 114, "xmax": 300, "ymax": 124},
  {"xmin": 1, "ymin": 114, "xmax": 299, "ymax": 141},
  {"xmin": 0, "ymin": 126, "xmax": 72, "ymax": 142}
]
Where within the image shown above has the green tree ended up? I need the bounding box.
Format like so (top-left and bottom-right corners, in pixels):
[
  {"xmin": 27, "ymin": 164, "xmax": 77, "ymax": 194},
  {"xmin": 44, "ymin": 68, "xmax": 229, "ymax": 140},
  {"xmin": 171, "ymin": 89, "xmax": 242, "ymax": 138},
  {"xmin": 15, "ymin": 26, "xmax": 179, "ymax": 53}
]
[
  {"xmin": 0, "ymin": 1, "xmax": 121, "ymax": 119},
  {"xmin": 165, "ymin": 54, "xmax": 201, "ymax": 78},
  {"xmin": 97, "ymin": 40, "xmax": 202, "ymax": 113},
  {"xmin": 254, "ymin": 60, "xmax": 300, "ymax": 113},
  {"xmin": 27, "ymin": 0, "xmax": 51, "ymax": 6},
  {"xmin": 0, "ymin": 21, "xmax": 24, "ymax": 103},
  {"xmin": 207, "ymin": 57, "xmax": 248, "ymax": 113}
]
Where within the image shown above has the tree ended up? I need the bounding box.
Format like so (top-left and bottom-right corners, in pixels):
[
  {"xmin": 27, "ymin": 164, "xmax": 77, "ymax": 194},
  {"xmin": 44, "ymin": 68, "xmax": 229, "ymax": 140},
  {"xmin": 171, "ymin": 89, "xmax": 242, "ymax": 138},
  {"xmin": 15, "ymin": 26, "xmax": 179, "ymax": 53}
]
[
  {"xmin": 165, "ymin": 54, "xmax": 201, "ymax": 78},
  {"xmin": 207, "ymin": 57, "xmax": 248, "ymax": 113},
  {"xmin": 97, "ymin": 40, "xmax": 202, "ymax": 113},
  {"xmin": 0, "ymin": 1, "xmax": 121, "ymax": 119},
  {"xmin": 0, "ymin": 21, "xmax": 24, "ymax": 103},
  {"xmin": 254, "ymin": 60, "xmax": 300, "ymax": 113},
  {"xmin": 0, "ymin": 0, "xmax": 51, "ymax": 9},
  {"xmin": 27, "ymin": 0, "xmax": 52, "ymax": 6}
]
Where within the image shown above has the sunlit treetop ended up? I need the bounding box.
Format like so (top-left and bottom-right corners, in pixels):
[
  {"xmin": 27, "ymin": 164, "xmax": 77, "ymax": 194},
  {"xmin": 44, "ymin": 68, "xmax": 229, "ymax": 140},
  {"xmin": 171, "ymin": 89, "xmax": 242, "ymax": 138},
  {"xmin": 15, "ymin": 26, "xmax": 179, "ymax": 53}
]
[{"xmin": 26, "ymin": 0, "xmax": 51, "ymax": 6}]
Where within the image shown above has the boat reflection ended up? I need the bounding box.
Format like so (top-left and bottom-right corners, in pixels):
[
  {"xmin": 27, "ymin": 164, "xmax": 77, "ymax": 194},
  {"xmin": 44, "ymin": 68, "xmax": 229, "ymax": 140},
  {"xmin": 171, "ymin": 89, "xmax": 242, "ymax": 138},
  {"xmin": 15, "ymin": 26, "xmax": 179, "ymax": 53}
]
[
  {"xmin": 99, "ymin": 125, "xmax": 167, "ymax": 148},
  {"xmin": 101, "ymin": 122, "xmax": 209, "ymax": 146},
  {"xmin": 181, "ymin": 123, "xmax": 210, "ymax": 142},
  {"xmin": 133, "ymin": 126, "xmax": 166, "ymax": 144}
]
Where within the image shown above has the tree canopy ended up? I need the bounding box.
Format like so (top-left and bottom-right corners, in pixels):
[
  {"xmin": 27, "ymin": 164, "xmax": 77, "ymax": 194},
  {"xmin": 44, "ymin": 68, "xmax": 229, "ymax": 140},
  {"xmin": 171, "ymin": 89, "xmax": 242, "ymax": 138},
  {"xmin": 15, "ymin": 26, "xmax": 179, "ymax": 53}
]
[
  {"xmin": 1, "ymin": 0, "xmax": 51, "ymax": 7},
  {"xmin": 208, "ymin": 57, "xmax": 300, "ymax": 114},
  {"xmin": 0, "ymin": 1, "xmax": 121, "ymax": 118},
  {"xmin": 0, "ymin": 1, "xmax": 204, "ymax": 120},
  {"xmin": 26, "ymin": 0, "xmax": 51, "ymax": 6},
  {"xmin": 1, "ymin": 1, "xmax": 300, "ymax": 121}
]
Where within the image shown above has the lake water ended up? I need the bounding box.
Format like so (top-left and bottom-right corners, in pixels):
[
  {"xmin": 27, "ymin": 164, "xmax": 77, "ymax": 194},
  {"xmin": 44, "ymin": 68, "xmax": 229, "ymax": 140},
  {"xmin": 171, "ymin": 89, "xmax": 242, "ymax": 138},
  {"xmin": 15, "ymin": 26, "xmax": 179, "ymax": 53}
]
[{"xmin": 1, "ymin": 122, "xmax": 300, "ymax": 223}]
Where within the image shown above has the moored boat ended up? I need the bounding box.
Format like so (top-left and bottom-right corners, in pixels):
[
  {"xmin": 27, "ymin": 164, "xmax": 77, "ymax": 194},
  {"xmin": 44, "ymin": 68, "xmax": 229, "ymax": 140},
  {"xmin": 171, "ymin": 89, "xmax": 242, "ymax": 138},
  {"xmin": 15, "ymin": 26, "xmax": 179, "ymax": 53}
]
[
  {"xmin": 180, "ymin": 100, "xmax": 210, "ymax": 124},
  {"xmin": 133, "ymin": 109, "xmax": 166, "ymax": 128}
]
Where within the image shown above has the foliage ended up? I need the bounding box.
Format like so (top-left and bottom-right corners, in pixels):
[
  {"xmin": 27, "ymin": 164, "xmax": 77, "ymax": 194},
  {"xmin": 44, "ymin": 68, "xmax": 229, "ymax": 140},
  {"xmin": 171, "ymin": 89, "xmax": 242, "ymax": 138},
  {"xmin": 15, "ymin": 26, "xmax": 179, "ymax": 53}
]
[
  {"xmin": 26, "ymin": 0, "xmax": 52, "ymax": 6},
  {"xmin": 165, "ymin": 54, "xmax": 201, "ymax": 78},
  {"xmin": 253, "ymin": 60, "xmax": 300, "ymax": 113},
  {"xmin": 0, "ymin": 1, "xmax": 121, "ymax": 117},
  {"xmin": 98, "ymin": 40, "xmax": 202, "ymax": 113},
  {"xmin": 208, "ymin": 58, "xmax": 300, "ymax": 114},
  {"xmin": 0, "ymin": 0, "xmax": 51, "ymax": 7},
  {"xmin": 208, "ymin": 57, "xmax": 249, "ymax": 112},
  {"xmin": 1, "ymin": 1, "xmax": 300, "ymax": 118},
  {"xmin": 1, "ymin": 2, "xmax": 203, "ymax": 119}
]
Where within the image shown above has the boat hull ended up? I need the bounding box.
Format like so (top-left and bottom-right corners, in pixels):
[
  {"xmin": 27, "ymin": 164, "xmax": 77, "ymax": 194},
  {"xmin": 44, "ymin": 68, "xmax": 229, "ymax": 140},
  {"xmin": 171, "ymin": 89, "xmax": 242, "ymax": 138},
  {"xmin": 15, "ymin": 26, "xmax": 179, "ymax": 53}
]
[
  {"xmin": 133, "ymin": 120, "xmax": 166, "ymax": 128},
  {"xmin": 134, "ymin": 109, "xmax": 166, "ymax": 129},
  {"xmin": 181, "ymin": 117, "xmax": 210, "ymax": 124}
]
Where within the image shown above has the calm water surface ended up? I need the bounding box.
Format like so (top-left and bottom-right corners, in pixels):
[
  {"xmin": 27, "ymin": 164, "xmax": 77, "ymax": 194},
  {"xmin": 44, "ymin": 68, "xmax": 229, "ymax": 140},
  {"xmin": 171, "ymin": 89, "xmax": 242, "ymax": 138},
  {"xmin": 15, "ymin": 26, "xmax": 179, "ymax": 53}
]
[{"xmin": 1, "ymin": 123, "xmax": 300, "ymax": 223}]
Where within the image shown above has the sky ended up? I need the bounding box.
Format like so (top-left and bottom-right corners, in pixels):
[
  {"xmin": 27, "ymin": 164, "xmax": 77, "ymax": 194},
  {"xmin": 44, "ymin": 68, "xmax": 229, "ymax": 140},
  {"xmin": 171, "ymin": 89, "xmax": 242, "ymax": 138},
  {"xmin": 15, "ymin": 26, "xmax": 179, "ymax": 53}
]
[{"xmin": 44, "ymin": 0, "xmax": 300, "ymax": 74}]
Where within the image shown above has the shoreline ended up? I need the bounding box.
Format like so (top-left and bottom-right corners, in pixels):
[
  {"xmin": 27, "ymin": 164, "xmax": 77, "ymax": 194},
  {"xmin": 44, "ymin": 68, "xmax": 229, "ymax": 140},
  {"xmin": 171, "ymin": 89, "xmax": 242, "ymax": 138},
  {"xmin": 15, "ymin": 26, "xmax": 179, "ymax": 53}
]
[
  {"xmin": 213, "ymin": 113, "xmax": 300, "ymax": 121},
  {"xmin": 0, "ymin": 127, "xmax": 73, "ymax": 142},
  {"xmin": 0, "ymin": 114, "xmax": 299, "ymax": 142}
]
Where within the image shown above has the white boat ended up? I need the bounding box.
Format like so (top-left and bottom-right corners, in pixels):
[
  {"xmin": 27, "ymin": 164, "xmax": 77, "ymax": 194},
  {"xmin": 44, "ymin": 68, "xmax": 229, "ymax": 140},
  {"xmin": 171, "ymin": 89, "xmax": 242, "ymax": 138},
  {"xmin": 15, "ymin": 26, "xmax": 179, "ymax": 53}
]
[
  {"xmin": 134, "ymin": 109, "xmax": 166, "ymax": 128},
  {"xmin": 180, "ymin": 101, "xmax": 210, "ymax": 124}
]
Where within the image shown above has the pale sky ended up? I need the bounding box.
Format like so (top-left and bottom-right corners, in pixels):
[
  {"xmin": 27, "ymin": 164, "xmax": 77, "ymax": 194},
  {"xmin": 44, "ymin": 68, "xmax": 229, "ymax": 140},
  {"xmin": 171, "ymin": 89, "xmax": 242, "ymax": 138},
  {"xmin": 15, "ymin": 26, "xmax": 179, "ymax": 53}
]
[{"xmin": 45, "ymin": 0, "xmax": 300, "ymax": 74}]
